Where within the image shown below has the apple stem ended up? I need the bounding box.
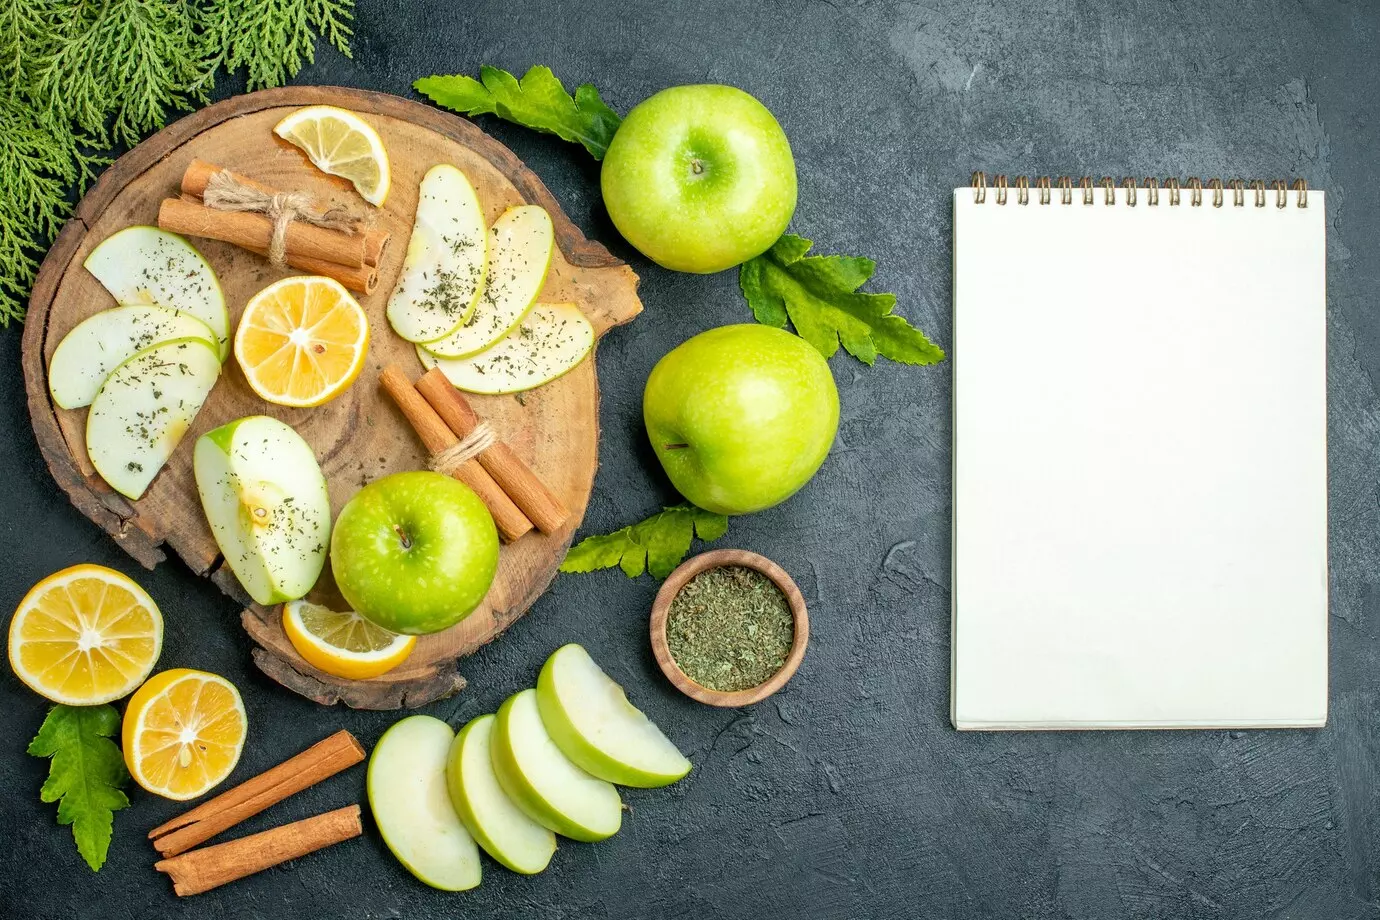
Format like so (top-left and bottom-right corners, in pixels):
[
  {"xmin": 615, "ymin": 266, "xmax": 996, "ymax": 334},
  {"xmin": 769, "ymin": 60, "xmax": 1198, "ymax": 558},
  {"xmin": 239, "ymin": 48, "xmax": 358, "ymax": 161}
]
[
  {"xmin": 664, "ymin": 443, "xmax": 689, "ymax": 450},
  {"xmin": 690, "ymin": 159, "xmax": 704, "ymax": 175},
  {"xmin": 393, "ymin": 524, "xmax": 413, "ymax": 551}
]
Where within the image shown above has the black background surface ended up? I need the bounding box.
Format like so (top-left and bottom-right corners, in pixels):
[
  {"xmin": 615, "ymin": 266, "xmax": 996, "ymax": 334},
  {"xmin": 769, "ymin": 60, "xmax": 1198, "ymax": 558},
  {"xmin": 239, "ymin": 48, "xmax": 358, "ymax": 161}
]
[{"xmin": 3, "ymin": 2, "xmax": 1379, "ymax": 918}]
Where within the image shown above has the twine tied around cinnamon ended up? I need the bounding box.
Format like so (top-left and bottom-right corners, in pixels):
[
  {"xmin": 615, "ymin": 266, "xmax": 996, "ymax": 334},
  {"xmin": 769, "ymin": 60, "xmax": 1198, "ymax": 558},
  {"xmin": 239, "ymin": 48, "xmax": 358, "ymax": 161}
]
[
  {"xmin": 201, "ymin": 170, "xmax": 363, "ymax": 267},
  {"xmin": 427, "ymin": 422, "xmax": 496, "ymax": 476}
]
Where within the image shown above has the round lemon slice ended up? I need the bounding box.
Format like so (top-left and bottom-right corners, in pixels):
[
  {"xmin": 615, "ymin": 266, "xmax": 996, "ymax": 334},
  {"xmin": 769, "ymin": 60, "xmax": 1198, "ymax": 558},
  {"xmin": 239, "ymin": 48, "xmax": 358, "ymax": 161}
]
[
  {"xmin": 283, "ymin": 600, "xmax": 416, "ymax": 680},
  {"xmin": 274, "ymin": 105, "xmax": 391, "ymax": 206},
  {"xmin": 123, "ymin": 668, "xmax": 247, "ymax": 801},
  {"xmin": 8, "ymin": 564, "xmax": 163, "ymax": 705}
]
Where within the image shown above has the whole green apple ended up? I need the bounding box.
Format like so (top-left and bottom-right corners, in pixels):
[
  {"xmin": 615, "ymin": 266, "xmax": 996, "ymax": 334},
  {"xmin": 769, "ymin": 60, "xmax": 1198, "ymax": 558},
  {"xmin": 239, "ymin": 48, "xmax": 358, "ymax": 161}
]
[
  {"xmin": 330, "ymin": 471, "xmax": 499, "ymax": 635},
  {"xmin": 600, "ymin": 84, "xmax": 796, "ymax": 274},
  {"xmin": 643, "ymin": 324, "xmax": 839, "ymax": 515}
]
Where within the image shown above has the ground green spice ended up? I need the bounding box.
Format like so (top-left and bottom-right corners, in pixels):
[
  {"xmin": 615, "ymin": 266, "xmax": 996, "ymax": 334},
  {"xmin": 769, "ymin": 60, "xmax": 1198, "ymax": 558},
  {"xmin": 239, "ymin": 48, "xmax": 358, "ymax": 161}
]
[{"xmin": 665, "ymin": 565, "xmax": 794, "ymax": 692}]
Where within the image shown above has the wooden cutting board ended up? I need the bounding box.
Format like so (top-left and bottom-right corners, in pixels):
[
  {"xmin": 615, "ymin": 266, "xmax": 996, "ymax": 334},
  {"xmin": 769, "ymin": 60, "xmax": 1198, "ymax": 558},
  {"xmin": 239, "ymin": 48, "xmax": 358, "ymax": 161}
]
[{"xmin": 21, "ymin": 86, "xmax": 641, "ymax": 709}]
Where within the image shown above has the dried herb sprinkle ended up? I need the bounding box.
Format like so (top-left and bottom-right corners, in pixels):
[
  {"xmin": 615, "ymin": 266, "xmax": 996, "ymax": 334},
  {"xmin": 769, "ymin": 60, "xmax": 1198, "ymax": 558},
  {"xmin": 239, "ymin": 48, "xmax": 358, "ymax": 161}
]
[{"xmin": 666, "ymin": 566, "xmax": 794, "ymax": 692}]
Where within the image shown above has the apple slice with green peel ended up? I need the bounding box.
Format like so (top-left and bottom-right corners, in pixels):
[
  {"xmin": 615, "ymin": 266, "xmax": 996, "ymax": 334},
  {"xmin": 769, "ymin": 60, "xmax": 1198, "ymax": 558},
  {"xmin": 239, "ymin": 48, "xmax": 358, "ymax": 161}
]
[
  {"xmin": 536, "ymin": 643, "xmax": 692, "ymax": 788},
  {"xmin": 369, "ymin": 715, "xmax": 481, "ymax": 892},
  {"xmin": 49, "ymin": 305, "xmax": 218, "ymax": 410},
  {"xmin": 447, "ymin": 714, "xmax": 557, "ymax": 874},
  {"xmin": 386, "ymin": 164, "xmax": 488, "ymax": 343},
  {"xmin": 490, "ymin": 689, "xmax": 621, "ymax": 842},
  {"xmin": 422, "ymin": 205, "xmax": 554, "ymax": 359},
  {"xmin": 193, "ymin": 415, "xmax": 330, "ymax": 606},
  {"xmin": 86, "ymin": 337, "xmax": 221, "ymax": 500},
  {"xmin": 84, "ymin": 226, "xmax": 230, "ymax": 360},
  {"xmin": 417, "ymin": 302, "xmax": 594, "ymax": 395}
]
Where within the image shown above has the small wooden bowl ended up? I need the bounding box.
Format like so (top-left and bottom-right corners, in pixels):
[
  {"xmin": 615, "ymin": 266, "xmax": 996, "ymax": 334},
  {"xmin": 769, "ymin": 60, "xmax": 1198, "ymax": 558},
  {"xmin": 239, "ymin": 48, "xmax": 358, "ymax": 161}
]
[{"xmin": 650, "ymin": 549, "xmax": 809, "ymax": 707}]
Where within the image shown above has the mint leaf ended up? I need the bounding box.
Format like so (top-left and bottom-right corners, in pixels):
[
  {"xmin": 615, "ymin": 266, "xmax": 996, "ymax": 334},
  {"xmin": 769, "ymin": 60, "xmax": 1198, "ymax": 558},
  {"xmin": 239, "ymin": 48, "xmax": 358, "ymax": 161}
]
[
  {"xmin": 28, "ymin": 705, "xmax": 131, "ymax": 871},
  {"xmin": 740, "ymin": 234, "xmax": 945, "ymax": 366},
  {"xmin": 561, "ymin": 504, "xmax": 729, "ymax": 579},
  {"xmin": 415, "ymin": 65, "xmax": 621, "ymax": 159}
]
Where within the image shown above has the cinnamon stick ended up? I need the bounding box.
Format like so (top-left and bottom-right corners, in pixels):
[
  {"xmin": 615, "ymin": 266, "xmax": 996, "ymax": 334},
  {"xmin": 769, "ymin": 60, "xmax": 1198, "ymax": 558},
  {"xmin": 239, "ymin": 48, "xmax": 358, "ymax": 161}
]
[
  {"xmin": 159, "ymin": 196, "xmax": 370, "ymax": 272},
  {"xmin": 416, "ymin": 369, "xmax": 570, "ymax": 534},
  {"xmin": 181, "ymin": 160, "xmax": 389, "ymax": 267},
  {"xmin": 148, "ymin": 730, "xmax": 365, "ymax": 857},
  {"xmin": 380, "ymin": 366, "xmax": 534, "ymax": 543},
  {"xmin": 155, "ymin": 805, "xmax": 362, "ymax": 896}
]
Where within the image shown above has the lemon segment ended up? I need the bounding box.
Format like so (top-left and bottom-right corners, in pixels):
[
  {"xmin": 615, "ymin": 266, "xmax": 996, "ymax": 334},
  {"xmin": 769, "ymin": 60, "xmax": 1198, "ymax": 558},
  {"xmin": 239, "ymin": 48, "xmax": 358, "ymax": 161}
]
[
  {"xmin": 122, "ymin": 668, "xmax": 247, "ymax": 801},
  {"xmin": 274, "ymin": 105, "xmax": 391, "ymax": 206},
  {"xmin": 282, "ymin": 600, "xmax": 416, "ymax": 680}
]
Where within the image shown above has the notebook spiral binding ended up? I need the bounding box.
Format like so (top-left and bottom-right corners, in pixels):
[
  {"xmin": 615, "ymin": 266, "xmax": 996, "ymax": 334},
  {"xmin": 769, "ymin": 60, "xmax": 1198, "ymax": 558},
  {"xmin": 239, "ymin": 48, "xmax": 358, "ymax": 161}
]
[{"xmin": 970, "ymin": 172, "xmax": 1309, "ymax": 209}]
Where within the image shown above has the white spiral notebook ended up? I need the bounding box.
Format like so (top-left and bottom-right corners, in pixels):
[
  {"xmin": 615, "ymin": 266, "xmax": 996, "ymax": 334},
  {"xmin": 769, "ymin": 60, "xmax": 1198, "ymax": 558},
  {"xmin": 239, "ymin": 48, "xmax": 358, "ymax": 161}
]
[{"xmin": 952, "ymin": 176, "xmax": 1328, "ymax": 730}]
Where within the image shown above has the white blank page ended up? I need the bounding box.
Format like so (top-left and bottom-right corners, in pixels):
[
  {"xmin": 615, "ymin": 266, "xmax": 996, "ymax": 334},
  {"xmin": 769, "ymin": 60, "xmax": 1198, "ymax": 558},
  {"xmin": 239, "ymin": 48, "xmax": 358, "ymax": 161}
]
[{"xmin": 952, "ymin": 187, "xmax": 1328, "ymax": 730}]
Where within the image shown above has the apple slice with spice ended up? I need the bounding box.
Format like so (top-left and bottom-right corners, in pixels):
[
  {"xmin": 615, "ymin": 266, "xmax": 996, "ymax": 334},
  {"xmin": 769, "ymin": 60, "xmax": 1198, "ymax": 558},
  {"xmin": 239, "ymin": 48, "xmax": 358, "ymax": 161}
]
[
  {"xmin": 447, "ymin": 714, "xmax": 557, "ymax": 874},
  {"xmin": 417, "ymin": 302, "xmax": 593, "ymax": 395},
  {"xmin": 49, "ymin": 305, "xmax": 218, "ymax": 410},
  {"xmin": 490, "ymin": 689, "xmax": 622, "ymax": 842},
  {"xmin": 536, "ymin": 643, "xmax": 692, "ymax": 788},
  {"xmin": 86, "ymin": 337, "xmax": 221, "ymax": 500},
  {"xmin": 193, "ymin": 416, "xmax": 331, "ymax": 606},
  {"xmin": 421, "ymin": 205, "xmax": 553, "ymax": 359},
  {"xmin": 386, "ymin": 164, "xmax": 488, "ymax": 343},
  {"xmin": 369, "ymin": 715, "xmax": 481, "ymax": 892},
  {"xmin": 84, "ymin": 226, "xmax": 230, "ymax": 359}
]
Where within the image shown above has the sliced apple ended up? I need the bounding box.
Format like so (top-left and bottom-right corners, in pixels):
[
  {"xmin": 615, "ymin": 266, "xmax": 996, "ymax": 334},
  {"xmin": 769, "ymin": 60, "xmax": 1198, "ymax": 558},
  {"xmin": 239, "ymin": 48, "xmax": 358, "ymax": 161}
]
[
  {"xmin": 422, "ymin": 205, "xmax": 554, "ymax": 359},
  {"xmin": 49, "ymin": 305, "xmax": 217, "ymax": 410},
  {"xmin": 447, "ymin": 714, "xmax": 557, "ymax": 874},
  {"xmin": 86, "ymin": 337, "xmax": 220, "ymax": 500},
  {"xmin": 490, "ymin": 689, "xmax": 621, "ymax": 842},
  {"xmin": 368, "ymin": 715, "xmax": 481, "ymax": 892},
  {"xmin": 386, "ymin": 164, "xmax": 488, "ymax": 343},
  {"xmin": 417, "ymin": 302, "xmax": 594, "ymax": 395},
  {"xmin": 536, "ymin": 644, "xmax": 692, "ymax": 788},
  {"xmin": 84, "ymin": 226, "xmax": 230, "ymax": 359},
  {"xmin": 193, "ymin": 416, "xmax": 330, "ymax": 606}
]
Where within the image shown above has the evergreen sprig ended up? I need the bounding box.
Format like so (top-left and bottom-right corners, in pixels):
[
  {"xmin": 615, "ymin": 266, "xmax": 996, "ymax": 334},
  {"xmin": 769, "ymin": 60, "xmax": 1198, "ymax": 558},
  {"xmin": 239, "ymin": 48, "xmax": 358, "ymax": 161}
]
[{"xmin": 0, "ymin": 0, "xmax": 354, "ymax": 326}]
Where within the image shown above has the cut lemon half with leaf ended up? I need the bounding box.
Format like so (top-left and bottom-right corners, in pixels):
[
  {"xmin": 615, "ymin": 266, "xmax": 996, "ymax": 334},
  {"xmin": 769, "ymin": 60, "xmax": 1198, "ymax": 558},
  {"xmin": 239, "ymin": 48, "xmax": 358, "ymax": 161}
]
[
  {"xmin": 283, "ymin": 600, "xmax": 416, "ymax": 680},
  {"xmin": 8, "ymin": 564, "xmax": 163, "ymax": 705},
  {"xmin": 123, "ymin": 668, "xmax": 247, "ymax": 801},
  {"xmin": 235, "ymin": 275, "xmax": 370, "ymax": 407},
  {"xmin": 274, "ymin": 105, "xmax": 391, "ymax": 206}
]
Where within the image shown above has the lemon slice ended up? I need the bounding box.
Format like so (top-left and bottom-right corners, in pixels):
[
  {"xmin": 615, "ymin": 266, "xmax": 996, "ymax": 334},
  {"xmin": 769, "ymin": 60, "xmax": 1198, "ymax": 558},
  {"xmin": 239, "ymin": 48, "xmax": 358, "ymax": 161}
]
[
  {"xmin": 8, "ymin": 564, "xmax": 164, "ymax": 705},
  {"xmin": 234, "ymin": 275, "xmax": 370, "ymax": 407},
  {"xmin": 283, "ymin": 600, "xmax": 416, "ymax": 680},
  {"xmin": 123, "ymin": 668, "xmax": 247, "ymax": 801},
  {"xmin": 274, "ymin": 105, "xmax": 391, "ymax": 206}
]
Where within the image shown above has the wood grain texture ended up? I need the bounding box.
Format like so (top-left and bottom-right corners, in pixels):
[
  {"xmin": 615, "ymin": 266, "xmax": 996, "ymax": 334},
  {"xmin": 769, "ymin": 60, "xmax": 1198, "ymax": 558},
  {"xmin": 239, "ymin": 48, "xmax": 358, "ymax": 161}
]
[{"xmin": 22, "ymin": 86, "xmax": 641, "ymax": 709}]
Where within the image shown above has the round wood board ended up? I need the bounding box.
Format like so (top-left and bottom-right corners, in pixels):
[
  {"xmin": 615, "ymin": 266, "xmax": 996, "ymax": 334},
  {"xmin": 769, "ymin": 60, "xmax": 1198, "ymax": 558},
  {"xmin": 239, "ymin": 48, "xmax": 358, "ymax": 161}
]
[{"xmin": 22, "ymin": 86, "xmax": 641, "ymax": 709}]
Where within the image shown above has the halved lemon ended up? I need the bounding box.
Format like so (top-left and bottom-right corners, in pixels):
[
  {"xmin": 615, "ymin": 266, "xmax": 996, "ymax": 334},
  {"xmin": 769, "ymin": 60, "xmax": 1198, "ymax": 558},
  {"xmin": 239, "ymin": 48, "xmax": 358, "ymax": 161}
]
[
  {"xmin": 235, "ymin": 275, "xmax": 370, "ymax": 407},
  {"xmin": 274, "ymin": 105, "xmax": 391, "ymax": 206},
  {"xmin": 282, "ymin": 600, "xmax": 416, "ymax": 680},
  {"xmin": 8, "ymin": 564, "xmax": 163, "ymax": 705},
  {"xmin": 123, "ymin": 668, "xmax": 247, "ymax": 801}
]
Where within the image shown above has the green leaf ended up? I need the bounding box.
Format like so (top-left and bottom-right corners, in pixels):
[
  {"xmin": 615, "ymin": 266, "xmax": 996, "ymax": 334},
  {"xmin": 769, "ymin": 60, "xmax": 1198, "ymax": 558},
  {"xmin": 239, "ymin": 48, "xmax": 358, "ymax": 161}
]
[
  {"xmin": 27, "ymin": 705, "xmax": 131, "ymax": 871},
  {"xmin": 739, "ymin": 233, "xmax": 946, "ymax": 366},
  {"xmin": 415, "ymin": 65, "xmax": 621, "ymax": 160},
  {"xmin": 560, "ymin": 504, "xmax": 729, "ymax": 579}
]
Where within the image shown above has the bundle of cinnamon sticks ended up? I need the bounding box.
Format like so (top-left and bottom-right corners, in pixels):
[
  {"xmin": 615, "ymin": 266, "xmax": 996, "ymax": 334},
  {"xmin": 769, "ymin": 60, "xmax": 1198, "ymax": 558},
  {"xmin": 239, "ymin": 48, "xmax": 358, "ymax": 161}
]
[{"xmin": 157, "ymin": 159, "xmax": 389, "ymax": 294}]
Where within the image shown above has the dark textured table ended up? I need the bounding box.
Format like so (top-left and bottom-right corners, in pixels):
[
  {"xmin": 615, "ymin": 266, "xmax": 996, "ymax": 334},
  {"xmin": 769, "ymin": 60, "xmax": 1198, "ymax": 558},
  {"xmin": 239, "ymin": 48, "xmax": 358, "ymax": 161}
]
[{"xmin": 3, "ymin": 2, "xmax": 1378, "ymax": 917}]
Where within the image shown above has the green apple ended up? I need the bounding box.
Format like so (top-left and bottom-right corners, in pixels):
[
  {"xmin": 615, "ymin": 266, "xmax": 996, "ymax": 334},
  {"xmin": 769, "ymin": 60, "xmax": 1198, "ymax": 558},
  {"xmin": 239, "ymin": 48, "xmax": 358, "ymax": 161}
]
[
  {"xmin": 600, "ymin": 84, "xmax": 796, "ymax": 273},
  {"xmin": 386, "ymin": 164, "xmax": 488, "ymax": 343},
  {"xmin": 86, "ymin": 337, "xmax": 221, "ymax": 500},
  {"xmin": 330, "ymin": 471, "xmax": 499, "ymax": 635},
  {"xmin": 536, "ymin": 644, "xmax": 691, "ymax": 788},
  {"xmin": 416, "ymin": 303, "xmax": 593, "ymax": 395},
  {"xmin": 422, "ymin": 205, "xmax": 553, "ymax": 358},
  {"xmin": 490, "ymin": 689, "xmax": 621, "ymax": 842},
  {"xmin": 49, "ymin": 305, "xmax": 217, "ymax": 410},
  {"xmin": 193, "ymin": 416, "xmax": 330, "ymax": 606},
  {"xmin": 368, "ymin": 715, "xmax": 481, "ymax": 891},
  {"xmin": 447, "ymin": 714, "xmax": 557, "ymax": 874},
  {"xmin": 84, "ymin": 226, "xmax": 230, "ymax": 359},
  {"xmin": 643, "ymin": 324, "xmax": 839, "ymax": 515}
]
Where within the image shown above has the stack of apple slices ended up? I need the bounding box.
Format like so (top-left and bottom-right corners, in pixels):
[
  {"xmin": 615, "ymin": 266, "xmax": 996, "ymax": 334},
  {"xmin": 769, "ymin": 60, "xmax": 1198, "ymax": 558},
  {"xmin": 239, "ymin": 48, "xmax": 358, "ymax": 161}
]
[
  {"xmin": 51, "ymin": 227, "xmax": 230, "ymax": 500},
  {"xmin": 369, "ymin": 644, "xmax": 692, "ymax": 891},
  {"xmin": 387, "ymin": 165, "xmax": 596, "ymax": 395}
]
